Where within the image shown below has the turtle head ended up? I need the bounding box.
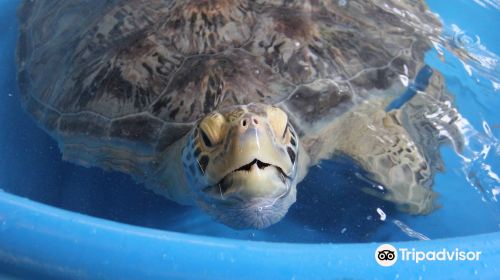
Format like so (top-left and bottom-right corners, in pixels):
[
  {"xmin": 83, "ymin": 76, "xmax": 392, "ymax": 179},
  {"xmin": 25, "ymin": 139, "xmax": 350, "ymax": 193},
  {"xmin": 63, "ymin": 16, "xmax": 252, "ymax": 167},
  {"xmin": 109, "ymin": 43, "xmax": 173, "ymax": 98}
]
[{"xmin": 182, "ymin": 103, "xmax": 300, "ymax": 229}]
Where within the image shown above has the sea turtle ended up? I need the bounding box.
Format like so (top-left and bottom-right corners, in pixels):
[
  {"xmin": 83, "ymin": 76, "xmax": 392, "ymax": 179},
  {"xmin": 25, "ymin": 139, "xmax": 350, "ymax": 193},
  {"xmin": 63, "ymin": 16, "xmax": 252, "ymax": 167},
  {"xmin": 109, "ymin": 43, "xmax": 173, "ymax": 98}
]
[{"xmin": 16, "ymin": 0, "xmax": 463, "ymax": 229}]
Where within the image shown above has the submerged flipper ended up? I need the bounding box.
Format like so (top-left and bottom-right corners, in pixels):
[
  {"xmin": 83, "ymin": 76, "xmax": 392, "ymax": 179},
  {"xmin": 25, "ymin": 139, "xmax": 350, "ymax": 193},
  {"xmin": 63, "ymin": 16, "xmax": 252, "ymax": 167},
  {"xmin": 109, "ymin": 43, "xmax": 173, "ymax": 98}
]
[
  {"xmin": 399, "ymin": 71, "xmax": 464, "ymax": 171},
  {"xmin": 321, "ymin": 70, "xmax": 463, "ymax": 214},
  {"xmin": 330, "ymin": 105, "xmax": 436, "ymax": 214}
]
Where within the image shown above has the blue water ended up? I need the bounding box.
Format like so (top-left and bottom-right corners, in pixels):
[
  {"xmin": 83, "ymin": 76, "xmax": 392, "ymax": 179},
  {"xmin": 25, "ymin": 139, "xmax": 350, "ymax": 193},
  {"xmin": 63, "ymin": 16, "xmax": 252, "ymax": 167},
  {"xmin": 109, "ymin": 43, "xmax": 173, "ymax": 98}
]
[{"xmin": 0, "ymin": 0, "xmax": 499, "ymax": 243}]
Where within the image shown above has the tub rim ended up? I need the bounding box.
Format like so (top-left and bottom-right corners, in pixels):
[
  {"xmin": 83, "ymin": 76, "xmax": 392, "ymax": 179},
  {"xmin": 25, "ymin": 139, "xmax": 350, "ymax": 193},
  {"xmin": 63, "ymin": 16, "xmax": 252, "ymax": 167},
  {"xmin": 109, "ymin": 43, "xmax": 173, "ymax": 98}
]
[{"xmin": 1, "ymin": 190, "xmax": 499, "ymax": 279}]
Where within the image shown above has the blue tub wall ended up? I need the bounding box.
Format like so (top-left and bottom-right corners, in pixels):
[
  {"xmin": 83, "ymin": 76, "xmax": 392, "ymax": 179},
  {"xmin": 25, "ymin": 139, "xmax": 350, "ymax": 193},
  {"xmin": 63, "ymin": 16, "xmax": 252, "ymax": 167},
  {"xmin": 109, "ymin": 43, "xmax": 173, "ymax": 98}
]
[{"xmin": 1, "ymin": 191, "xmax": 499, "ymax": 279}]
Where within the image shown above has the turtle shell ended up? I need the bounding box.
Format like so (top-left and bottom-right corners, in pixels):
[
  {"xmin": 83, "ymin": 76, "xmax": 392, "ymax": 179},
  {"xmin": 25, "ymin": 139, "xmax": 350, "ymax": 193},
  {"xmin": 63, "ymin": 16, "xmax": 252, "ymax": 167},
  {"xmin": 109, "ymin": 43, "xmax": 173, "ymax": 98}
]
[{"xmin": 16, "ymin": 0, "xmax": 440, "ymax": 178}]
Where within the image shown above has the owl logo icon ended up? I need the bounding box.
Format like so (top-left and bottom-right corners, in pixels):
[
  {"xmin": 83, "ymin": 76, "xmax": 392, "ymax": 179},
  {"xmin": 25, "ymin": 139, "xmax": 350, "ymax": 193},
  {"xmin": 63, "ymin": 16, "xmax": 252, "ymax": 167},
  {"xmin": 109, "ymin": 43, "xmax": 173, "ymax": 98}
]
[{"xmin": 375, "ymin": 244, "xmax": 398, "ymax": 266}]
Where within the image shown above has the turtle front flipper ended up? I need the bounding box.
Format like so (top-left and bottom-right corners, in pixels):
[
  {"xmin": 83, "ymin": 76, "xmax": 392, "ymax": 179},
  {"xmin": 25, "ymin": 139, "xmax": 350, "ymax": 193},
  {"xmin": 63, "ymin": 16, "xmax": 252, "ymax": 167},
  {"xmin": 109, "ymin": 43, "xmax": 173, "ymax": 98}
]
[
  {"xmin": 325, "ymin": 105, "xmax": 437, "ymax": 214},
  {"xmin": 304, "ymin": 70, "xmax": 463, "ymax": 215},
  {"xmin": 398, "ymin": 71, "xmax": 465, "ymax": 172}
]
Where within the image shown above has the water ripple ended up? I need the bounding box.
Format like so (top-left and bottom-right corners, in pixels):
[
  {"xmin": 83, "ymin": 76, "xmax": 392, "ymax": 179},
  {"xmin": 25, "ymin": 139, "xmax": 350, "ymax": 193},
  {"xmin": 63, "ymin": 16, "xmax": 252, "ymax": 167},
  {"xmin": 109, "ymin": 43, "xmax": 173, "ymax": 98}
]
[
  {"xmin": 471, "ymin": 0, "xmax": 500, "ymax": 10},
  {"xmin": 455, "ymin": 117, "xmax": 500, "ymax": 202},
  {"xmin": 440, "ymin": 24, "xmax": 500, "ymax": 91}
]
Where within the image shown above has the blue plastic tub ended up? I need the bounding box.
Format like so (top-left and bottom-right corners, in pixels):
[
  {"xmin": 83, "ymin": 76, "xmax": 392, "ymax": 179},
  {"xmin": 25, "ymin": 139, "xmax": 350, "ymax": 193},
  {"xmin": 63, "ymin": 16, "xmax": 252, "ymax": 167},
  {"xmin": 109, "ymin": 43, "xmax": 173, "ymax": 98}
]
[
  {"xmin": 0, "ymin": 190, "xmax": 499, "ymax": 279},
  {"xmin": 1, "ymin": 0, "xmax": 500, "ymax": 278}
]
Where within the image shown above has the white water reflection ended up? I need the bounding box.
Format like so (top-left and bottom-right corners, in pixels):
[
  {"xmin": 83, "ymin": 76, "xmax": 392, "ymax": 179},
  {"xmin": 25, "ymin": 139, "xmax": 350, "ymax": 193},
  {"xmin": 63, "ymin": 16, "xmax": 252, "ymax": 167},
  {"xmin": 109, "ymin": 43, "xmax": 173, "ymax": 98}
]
[
  {"xmin": 471, "ymin": 0, "xmax": 500, "ymax": 10},
  {"xmin": 439, "ymin": 24, "xmax": 500, "ymax": 91},
  {"xmin": 453, "ymin": 116, "xmax": 500, "ymax": 202}
]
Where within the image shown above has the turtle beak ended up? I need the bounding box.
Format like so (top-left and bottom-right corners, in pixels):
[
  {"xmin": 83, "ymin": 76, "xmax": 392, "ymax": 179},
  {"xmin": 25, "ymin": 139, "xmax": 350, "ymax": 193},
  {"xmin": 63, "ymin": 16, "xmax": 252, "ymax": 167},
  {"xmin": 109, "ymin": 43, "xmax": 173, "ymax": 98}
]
[
  {"xmin": 205, "ymin": 112, "xmax": 294, "ymax": 201},
  {"xmin": 210, "ymin": 158, "xmax": 292, "ymax": 203},
  {"xmin": 208, "ymin": 112, "xmax": 295, "ymax": 179}
]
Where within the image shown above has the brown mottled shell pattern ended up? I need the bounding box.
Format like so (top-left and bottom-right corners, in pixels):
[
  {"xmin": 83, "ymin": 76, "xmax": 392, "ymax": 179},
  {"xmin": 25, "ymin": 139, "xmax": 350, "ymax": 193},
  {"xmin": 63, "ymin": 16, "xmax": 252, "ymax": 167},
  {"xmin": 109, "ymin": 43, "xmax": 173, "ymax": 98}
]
[{"xmin": 16, "ymin": 0, "xmax": 440, "ymax": 181}]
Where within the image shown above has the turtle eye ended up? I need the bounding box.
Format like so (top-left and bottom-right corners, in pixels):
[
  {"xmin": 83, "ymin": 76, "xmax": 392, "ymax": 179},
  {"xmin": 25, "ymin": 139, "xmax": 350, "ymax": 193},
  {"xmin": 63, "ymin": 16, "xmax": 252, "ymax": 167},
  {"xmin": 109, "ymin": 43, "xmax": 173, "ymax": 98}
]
[{"xmin": 198, "ymin": 112, "xmax": 226, "ymax": 147}]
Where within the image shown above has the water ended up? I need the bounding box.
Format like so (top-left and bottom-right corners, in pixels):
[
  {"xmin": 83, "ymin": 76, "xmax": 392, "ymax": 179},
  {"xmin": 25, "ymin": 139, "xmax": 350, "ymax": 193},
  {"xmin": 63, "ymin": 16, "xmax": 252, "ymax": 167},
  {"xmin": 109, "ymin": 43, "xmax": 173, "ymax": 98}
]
[{"xmin": 0, "ymin": 0, "xmax": 499, "ymax": 243}]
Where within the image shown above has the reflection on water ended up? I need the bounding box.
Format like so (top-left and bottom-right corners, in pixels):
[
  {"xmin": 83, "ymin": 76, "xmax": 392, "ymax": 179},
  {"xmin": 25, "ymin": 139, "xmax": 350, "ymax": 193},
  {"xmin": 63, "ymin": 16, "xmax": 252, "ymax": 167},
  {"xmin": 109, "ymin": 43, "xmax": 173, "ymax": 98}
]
[
  {"xmin": 0, "ymin": 0, "xmax": 499, "ymax": 243},
  {"xmin": 470, "ymin": 0, "xmax": 500, "ymax": 10},
  {"xmin": 442, "ymin": 24, "xmax": 500, "ymax": 91},
  {"xmin": 426, "ymin": 4, "xmax": 500, "ymax": 206}
]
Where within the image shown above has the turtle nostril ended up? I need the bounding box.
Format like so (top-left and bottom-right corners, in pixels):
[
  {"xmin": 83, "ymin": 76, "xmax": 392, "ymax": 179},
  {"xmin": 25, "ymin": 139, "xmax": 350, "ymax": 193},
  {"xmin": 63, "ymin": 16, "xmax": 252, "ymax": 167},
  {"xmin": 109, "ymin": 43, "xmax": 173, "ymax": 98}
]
[{"xmin": 241, "ymin": 116, "xmax": 259, "ymax": 128}]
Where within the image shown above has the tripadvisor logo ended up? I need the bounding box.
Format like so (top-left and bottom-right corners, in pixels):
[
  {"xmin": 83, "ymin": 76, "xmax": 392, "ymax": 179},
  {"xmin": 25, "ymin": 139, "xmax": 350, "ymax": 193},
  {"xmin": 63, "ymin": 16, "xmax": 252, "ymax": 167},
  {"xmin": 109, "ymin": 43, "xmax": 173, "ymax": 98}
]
[
  {"xmin": 375, "ymin": 244, "xmax": 398, "ymax": 267},
  {"xmin": 375, "ymin": 244, "xmax": 482, "ymax": 267}
]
